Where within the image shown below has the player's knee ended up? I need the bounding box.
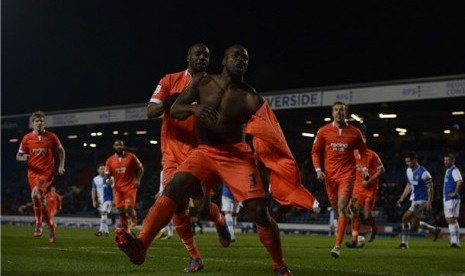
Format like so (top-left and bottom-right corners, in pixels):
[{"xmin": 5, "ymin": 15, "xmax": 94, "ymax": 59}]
[
  {"xmin": 31, "ymin": 189, "xmax": 41, "ymax": 199},
  {"xmin": 253, "ymin": 212, "xmax": 271, "ymax": 227},
  {"xmin": 338, "ymin": 205, "xmax": 348, "ymax": 216},
  {"xmin": 163, "ymin": 179, "xmax": 183, "ymax": 199},
  {"xmin": 243, "ymin": 199, "xmax": 270, "ymax": 227},
  {"xmin": 198, "ymin": 205, "xmax": 210, "ymax": 217},
  {"xmin": 163, "ymin": 187, "xmax": 187, "ymax": 206},
  {"xmin": 175, "ymin": 199, "xmax": 189, "ymax": 213},
  {"xmin": 164, "ymin": 173, "xmax": 201, "ymax": 202}
]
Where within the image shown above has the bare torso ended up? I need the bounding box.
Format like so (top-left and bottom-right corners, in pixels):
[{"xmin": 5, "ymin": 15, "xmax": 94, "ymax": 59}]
[{"xmin": 197, "ymin": 75, "xmax": 264, "ymax": 145}]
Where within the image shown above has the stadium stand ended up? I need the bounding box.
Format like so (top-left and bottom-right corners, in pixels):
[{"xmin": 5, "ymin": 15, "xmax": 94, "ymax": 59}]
[{"xmin": 2, "ymin": 75, "xmax": 465, "ymax": 235}]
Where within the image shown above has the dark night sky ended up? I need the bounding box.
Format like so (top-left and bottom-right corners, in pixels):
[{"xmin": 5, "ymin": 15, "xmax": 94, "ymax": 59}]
[{"xmin": 2, "ymin": 1, "xmax": 465, "ymax": 116}]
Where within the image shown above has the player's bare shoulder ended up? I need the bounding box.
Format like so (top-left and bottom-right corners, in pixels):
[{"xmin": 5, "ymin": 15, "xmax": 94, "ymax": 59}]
[
  {"xmin": 200, "ymin": 74, "xmax": 221, "ymax": 89},
  {"xmin": 199, "ymin": 73, "xmax": 214, "ymax": 85},
  {"xmin": 242, "ymin": 81, "xmax": 264, "ymax": 113}
]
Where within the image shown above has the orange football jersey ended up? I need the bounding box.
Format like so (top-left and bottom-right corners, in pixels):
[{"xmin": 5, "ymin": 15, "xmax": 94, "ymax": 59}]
[
  {"xmin": 149, "ymin": 70, "xmax": 198, "ymax": 164},
  {"xmin": 311, "ymin": 122, "xmax": 368, "ymax": 180},
  {"xmin": 105, "ymin": 152, "xmax": 143, "ymax": 192},
  {"xmin": 18, "ymin": 130, "xmax": 62, "ymax": 188}
]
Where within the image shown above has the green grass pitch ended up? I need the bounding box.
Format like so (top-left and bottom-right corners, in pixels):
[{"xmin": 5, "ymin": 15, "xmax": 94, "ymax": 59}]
[{"xmin": 1, "ymin": 225, "xmax": 464, "ymax": 275}]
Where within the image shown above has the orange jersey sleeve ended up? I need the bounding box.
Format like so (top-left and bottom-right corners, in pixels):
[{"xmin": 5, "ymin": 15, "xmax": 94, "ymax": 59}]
[
  {"xmin": 105, "ymin": 152, "xmax": 143, "ymax": 191},
  {"xmin": 355, "ymin": 149, "xmax": 384, "ymax": 190},
  {"xmin": 245, "ymin": 102, "xmax": 317, "ymax": 210},
  {"xmin": 149, "ymin": 71, "xmax": 198, "ymax": 164},
  {"xmin": 311, "ymin": 123, "xmax": 367, "ymax": 180}
]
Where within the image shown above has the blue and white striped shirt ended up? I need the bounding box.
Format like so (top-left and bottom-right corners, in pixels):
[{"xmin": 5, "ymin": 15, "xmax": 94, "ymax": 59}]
[
  {"xmin": 92, "ymin": 175, "xmax": 113, "ymax": 202},
  {"xmin": 406, "ymin": 165, "xmax": 432, "ymax": 201},
  {"xmin": 443, "ymin": 165, "xmax": 463, "ymax": 201}
]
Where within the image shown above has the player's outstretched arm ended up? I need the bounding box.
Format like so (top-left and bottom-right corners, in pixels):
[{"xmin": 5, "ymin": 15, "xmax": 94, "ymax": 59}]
[{"xmin": 171, "ymin": 72, "xmax": 206, "ymax": 120}]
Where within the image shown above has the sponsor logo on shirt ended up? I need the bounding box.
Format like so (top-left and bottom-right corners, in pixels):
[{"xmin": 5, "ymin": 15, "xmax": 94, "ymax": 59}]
[
  {"xmin": 32, "ymin": 148, "xmax": 47, "ymax": 156},
  {"xmin": 330, "ymin": 142, "xmax": 348, "ymax": 152},
  {"xmin": 116, "ymin": 167, "xmax": 126, "ymax": 174}
]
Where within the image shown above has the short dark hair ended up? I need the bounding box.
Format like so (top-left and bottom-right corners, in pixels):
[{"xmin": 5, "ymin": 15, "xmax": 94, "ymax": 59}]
[
  {"xmin": 332, "ymin": 101, "xmax": 348, "ymax": 113},
  {"xmin": 405, "ymin": 151, "xmax": 417, "ymax": 160},
  {"xmin": 188, "ymin": 43, "xmax": 208, "ymax": 55},
  {"xmin": 444, "ymin": 153, "xmax": 455, "ymax": 162},
  {"xmin": 224, "ymin": 44, "xmax": 247, "ymax": 57}
]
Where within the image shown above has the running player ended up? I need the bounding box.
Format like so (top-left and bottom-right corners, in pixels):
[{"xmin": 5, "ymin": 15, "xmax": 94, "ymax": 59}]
[
  {"xmin": 116, "ymin": 45, "xmax": 293, "ymax": 275},
  {"xmin": 16, "ymin": 110, "xmax": 66, "ymax": 243},
  {"xmin": 123, "ymin": 43, "xmax": 229, "ymax": 273},
  {"xmin": 396, "ymin": 151, "xmax": 438, "ymax": 248},
  {"xmin": 105, "ymin": 140, "xmax": 143, "ymax": 233},
  {"xmin": 44, "ymin": 186, "xmax": 62, "ymax": 238},
  {"xmin": 311, "ymin": 101, "xmax": 369, "ymax": 258},
  {"xmin": 346, "ymin": 145, "xmax": 385, "ymax": 247}
]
